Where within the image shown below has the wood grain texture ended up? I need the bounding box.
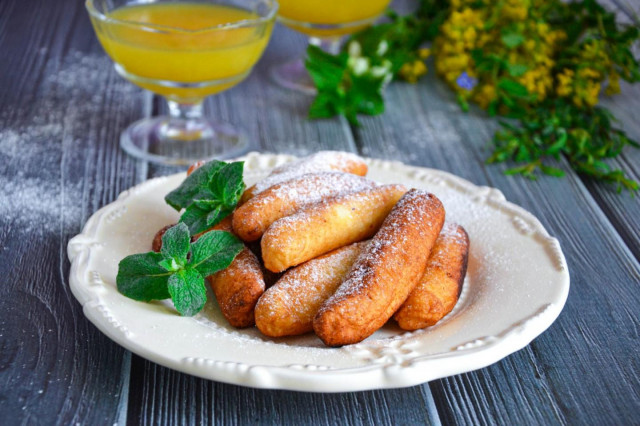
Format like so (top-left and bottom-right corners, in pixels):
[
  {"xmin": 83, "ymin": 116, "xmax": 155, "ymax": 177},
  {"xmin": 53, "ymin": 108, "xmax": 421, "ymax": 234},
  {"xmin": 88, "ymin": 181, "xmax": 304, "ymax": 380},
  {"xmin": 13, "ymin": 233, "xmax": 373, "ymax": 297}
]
[
  {"xmin": 2, "ymin": 0, "xmax": 639, "ymax": 424},
  {"xmin": 0, "ymin": 0, "xmax": 147, "ymax": 423},
  {"xmin": 352, "ymin": 68, "xmax": 640, "ymax": 424},
  {"xmin": 127, "ymin": 356, "xmax": 438, "ymax": 425},
  {"xmin": 586, "ymin": 80, "xmax": 640, "ymax": 261}
]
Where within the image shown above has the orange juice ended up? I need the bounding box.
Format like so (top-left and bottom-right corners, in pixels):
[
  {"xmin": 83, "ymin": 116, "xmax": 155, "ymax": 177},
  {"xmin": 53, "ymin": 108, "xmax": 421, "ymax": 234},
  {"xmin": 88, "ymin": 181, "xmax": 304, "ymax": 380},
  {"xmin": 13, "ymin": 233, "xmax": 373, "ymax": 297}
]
[
  {"xmin": 91, "ymin": 3, "xmax": 273, "ymax": 101},
  {"xmin": 278, "ymin": 0, "xmax": 391, "ymax": 37}
]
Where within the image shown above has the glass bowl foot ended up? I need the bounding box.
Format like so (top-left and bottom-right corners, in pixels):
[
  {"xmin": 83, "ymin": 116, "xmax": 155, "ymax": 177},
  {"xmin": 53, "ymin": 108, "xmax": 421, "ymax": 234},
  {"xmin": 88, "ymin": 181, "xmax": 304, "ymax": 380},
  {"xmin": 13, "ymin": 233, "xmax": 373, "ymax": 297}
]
[
  {"xmin": 120, "ymin": 116, "xmax": 250, "ymax": 166},
  {"xmin": 270, "ymin": 58, "xmax": 317, "ymax": 95}
]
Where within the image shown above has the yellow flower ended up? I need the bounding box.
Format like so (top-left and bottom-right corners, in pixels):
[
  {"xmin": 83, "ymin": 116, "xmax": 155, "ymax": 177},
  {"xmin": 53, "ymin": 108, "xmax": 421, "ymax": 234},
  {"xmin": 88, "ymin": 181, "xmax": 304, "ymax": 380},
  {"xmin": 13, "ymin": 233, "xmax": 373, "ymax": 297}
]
[
  {"xmin": 572, "ymin": 95, "xmax": 583, "ymax": 108},
  {"xmin": 418, "ymin": 48, "xmax": 431, "ymax": 60},
  {"xmin": 536, "ymin": 22, "xmax": 550, "ymax": 36},
  {"xmin": 503, "ymin": 5, "xmax": 528, "ymax": 21},
  {"xmin": 578, "ymin": 68, "xmax": 601, "ymax": 80},
  {"xmin": 400, "ymin": 60, "xmax": 428, "ymax": 84},
  {"xmin": 584, "ymin": 81, "xmax": 601, "ymax": 107},
  {"xmin": 463, "ymin": 27, "xmax": 477, "ymax": 44},
  {"xmin": 556, "ymin": 68, "xmax": 574, "ymax": 97},
  {"xmin": 606, "ymin": 71, "xmax": 621, "ymax": 95},
  {"xmin": 474, "ymin": 84, "xmax": 497, "ymax": 109},
  {"xmin": 524, "ymin": 39, "xmax": 536, "ymax": 51}
]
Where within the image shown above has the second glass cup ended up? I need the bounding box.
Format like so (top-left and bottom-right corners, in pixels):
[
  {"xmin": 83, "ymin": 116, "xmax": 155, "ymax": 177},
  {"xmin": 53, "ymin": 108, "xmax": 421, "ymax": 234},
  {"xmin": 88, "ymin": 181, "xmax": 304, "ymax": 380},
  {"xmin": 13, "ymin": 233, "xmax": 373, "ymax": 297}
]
[{"xmin": 272, "ymin": 0, "xmax": 391, "ymax": 94}]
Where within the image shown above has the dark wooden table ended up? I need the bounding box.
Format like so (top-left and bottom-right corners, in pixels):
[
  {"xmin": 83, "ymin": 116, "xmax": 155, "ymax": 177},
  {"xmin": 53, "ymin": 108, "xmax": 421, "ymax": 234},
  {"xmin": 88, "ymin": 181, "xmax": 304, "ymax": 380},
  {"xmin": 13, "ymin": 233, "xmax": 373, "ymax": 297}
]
[{"xmin": 2, "ymin": 0, "xmax": 639, "ymax": 424}]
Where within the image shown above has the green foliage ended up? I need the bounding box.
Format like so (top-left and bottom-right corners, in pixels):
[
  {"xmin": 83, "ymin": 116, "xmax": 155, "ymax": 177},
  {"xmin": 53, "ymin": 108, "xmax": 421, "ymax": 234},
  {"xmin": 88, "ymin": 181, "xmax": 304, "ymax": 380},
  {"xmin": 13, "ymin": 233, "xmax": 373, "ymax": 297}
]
[
  {"xmin": 116, "ymin": 252, "xmax": 172, "ymax": 302},
  {"xmin": 168, "ymin": 268, "xmax": 208, "ymax": 317},
  {"xmin": 489, "ymin": 100, "xmax": 640, "ymax": 192},
  {"xmin": 306, "ymin": 45, "xmax": 386, "ymax": 126},
  {"xmin": 117, "ymin": 174, "xmax": 245, "ymax": 316},
  {"xmin": 306, "ymin": 9, "xmax": 436, "ymax": 125},
  {"xmin": 165, "ymin": 160, "xmax": 245, "ymax": 234},
  {"xmin": 304, "ymin": 0, "xmax": 640, "ymax": 192}
]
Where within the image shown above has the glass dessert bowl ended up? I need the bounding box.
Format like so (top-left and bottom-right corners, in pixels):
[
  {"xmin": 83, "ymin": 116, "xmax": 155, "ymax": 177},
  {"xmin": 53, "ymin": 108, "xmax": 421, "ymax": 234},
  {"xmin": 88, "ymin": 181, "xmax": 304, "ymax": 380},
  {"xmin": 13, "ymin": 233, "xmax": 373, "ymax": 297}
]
[
  {"xmin": 87, "ymin": 0, "xmax": 278, "ymax": 165},
  {"xmin": 272, "ymin": 0, "xmax": 391, "ymax": 94}
]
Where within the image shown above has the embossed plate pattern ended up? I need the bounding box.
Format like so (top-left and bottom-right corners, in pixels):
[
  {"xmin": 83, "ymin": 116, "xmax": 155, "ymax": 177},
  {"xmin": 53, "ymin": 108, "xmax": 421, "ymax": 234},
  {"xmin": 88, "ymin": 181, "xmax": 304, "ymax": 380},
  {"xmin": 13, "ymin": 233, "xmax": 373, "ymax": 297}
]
[{"xmin": 67, "ymin": 153, "xmax": 570, "ymax": 392}]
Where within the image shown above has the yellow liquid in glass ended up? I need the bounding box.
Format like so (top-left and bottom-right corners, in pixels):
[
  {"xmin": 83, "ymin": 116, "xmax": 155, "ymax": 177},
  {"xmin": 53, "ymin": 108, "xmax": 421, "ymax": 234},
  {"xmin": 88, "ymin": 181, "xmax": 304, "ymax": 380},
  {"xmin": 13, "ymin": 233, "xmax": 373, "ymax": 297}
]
[
  {"xmin": 278, "ymin": 0, "xmax": 391, "ymax": 37},
  {"xmin": 93, "ymin": 3, "xmax": 273, "ymax": 101}
]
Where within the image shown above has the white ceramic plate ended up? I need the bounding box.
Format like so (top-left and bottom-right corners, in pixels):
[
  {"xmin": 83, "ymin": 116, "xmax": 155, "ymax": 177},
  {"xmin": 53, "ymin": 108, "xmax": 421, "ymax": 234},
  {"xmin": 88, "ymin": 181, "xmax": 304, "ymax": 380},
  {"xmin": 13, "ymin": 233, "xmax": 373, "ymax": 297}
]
[{"xmin": 68, "ymin": 153, "xmax": 570, "ymax": 392}]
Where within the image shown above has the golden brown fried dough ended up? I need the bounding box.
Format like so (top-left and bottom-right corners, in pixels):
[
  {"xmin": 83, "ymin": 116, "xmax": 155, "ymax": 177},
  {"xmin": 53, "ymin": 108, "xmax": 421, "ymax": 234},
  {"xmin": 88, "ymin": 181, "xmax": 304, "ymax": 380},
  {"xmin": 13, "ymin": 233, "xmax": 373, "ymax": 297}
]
[
  {"xmin": 240, "ymin": 151, "xmax": 368, "ymax": 204},
  {"xmin": 186, "ymin": 161, "xmax": 205, "ymax": 176},
  {"xmin": 394, "ymin": 224, "xmax": 469, "ymax": 330},
  {"xmin": 313, "ymin": 189, "xmax": 445, "ymax": 347},
  {"xmin": 206, "ymin": 216, "xmax": 265, "ymax": 328},
  {"xmin": 255, "ymin": 241, "xmax": 367, "ymax": 337},
  {"xmin": 151, "ymin": 224, "xmax": 175, "ymax": 252},
  {"xmin": 207, "ymin": 247, "xmax": 265, "ymax": 328},
  {"xmin": 261, "ymin": 184, "xmax": 407, "ymax": 273},
  {"xmin": 151, "ymin": 217, "xmax": 263, "ymax": 327},
  {"xmin": 233, "ymin": 172, "xmax": 376, "ymax": 242}
]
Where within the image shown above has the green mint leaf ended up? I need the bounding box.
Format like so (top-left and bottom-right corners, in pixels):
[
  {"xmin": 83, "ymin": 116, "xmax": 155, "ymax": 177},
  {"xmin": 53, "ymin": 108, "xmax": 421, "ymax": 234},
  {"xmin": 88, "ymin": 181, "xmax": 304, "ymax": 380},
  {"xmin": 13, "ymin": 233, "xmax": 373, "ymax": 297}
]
[
  {"xmin": 309, "ymin": 93, "xmax": 339, "ymax": 119},
  {"xmin": 501, "ymin": 32, "xmax": 524, "ymax": 48},
  {"xmin": 189, "ymin": 230, "xmax": 244, "ymax": 277},
  {"xmin": 117, "ymin": 252, "xmax": 171, "ymax": 301},
  {"xmin": 180, "ymin": 204, "xmax": 214, "ymax": 235},
  {"xmin": 206, "ymin": 206, "xmax": 229, "ymax": 226},
  {"xmin": 306, "ymin": 45, "xmax": 347, "ymax": 90},
  {"xmin": 193, "ymin": 198, "xmax": 221, "ymax": 210},
  {"xmin": 540, "ymin": 165, "xmax": 566, "ymax": 177},
  {"xmin": 507, "ymin": 63, "xmax": 528, "ymax": 77},
  {"xmin": 173, "ymin": 161, "xmax": 244, "ymax": 235},
  {"xmin": 498, "ymin": 79, "xmax": 529, "ymax": 98},
  {"xmin": 179, "ymin": 203, "xmax": 232, "ymax": 235},
  {"xmin": 164, "ymin": 160, "xmax": 226, "ymax": 210},
  {"xmin": 167, "ymin": 268, "xmax": 206, "ymax": 316},
  {"xmin": 158, "ymin": 258, "xmax": 182, "ymax": 272},
  {"xmin": 210, "ymin": 161, "xmax": 245, "ymax": 208},
  {"xmin": 357, "ymin": 86, "xmax": 385, "ymax": 115},
  {"xmin": 160, "ymin": 222, "xmax": 190, "ymax": 266}
]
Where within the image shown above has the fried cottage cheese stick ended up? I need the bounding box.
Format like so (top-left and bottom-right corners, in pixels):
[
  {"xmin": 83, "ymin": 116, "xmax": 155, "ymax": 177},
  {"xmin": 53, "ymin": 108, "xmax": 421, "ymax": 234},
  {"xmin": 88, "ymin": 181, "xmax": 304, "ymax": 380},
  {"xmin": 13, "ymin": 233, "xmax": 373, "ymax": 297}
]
[
  {"xmin": 233, "ymin": 172, "xmax": 376, "ymax": 242},
  {"xmin": 206, "ymin": 217, "xmax": 265, "ymax": 328},
  {"xmin": 152, "ymin": 218, "xmax": 266, "ymax": 328},
  {"xmin": 394, "ymin": 223, "xmax": 469, "ymax": 330},
  {"xmin": 240, "ymin": 151, "xmax": 368, "ymax": 204},
  {"xmin": 313, "ymin": 189, "xmax": 445, "ymax": 347},
  {"xmin": 255, "ymin": 241, "xmax": 367, "ymax": 337},
  {"xmin": 261, "ymin": 184, "xmax": 407, "ymax": 273}
]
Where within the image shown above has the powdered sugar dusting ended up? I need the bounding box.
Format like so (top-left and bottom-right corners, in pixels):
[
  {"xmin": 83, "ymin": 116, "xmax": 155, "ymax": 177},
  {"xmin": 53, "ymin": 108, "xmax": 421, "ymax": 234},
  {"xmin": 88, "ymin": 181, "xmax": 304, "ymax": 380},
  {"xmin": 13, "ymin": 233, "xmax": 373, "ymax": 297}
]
[
  {"xmin": 439, "ymin": 223, "xmax": 469, "ymax": 247},
  {"xmin": 1, "ymin": 51, "xmax": 139, "ymax": 237},
  {"xmin": 326, "ymin": 189, "xmax": 445, "ymax": 305},
  {"xmin": 256, "ymin": 242, "xmax": 367, "ymax": 334},
  {"xmin": 249, "ymin": 172, "xmax": 376, "ymax": 212},
  {"xmin": 272, "ymin": 242, "xmax": 365, "ymax": 308},
  {"xmin": 264, "ymin": 185, "xmax": 406, "ymax": 257},
  {"xmin": 252, "ymin": 151, "xmax": 366, "ymax": 195},
  {"xmin": 420, "ymin": 223, "xmax": 469, "ymax": 276}
]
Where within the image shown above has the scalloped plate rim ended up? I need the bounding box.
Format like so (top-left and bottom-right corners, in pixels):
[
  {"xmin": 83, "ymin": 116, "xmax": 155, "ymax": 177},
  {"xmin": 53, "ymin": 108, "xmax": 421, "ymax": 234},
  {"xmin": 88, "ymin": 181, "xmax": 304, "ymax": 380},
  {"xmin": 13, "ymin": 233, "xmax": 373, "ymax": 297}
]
[{"xmin": 67, "ymin": 152, "xmax": 570, "ymax": 392}]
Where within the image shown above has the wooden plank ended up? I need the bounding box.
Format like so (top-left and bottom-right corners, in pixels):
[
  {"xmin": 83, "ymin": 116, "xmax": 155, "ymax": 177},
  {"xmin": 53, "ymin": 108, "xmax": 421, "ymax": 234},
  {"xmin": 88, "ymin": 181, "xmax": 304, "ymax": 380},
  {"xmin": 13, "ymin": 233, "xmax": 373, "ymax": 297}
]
[
  {"xmin": 579, "ymin": 0, "xmax": 640, "ymax": 263},
  {"xmin": 134, "ymin": 25, "xmax": 441, "ymax": 426},
  {"xmin": 351, "ymin": 70, "xmax": 640, "ymax": 424},
  {"xmin": 126, "ymin": 355, "xmax": 438, "ymax": 425},
  {"xmin": 0, "ymin": 0, "xmax": 148, "ymax": 423},
  {"xmin": 585, "ymin": 80, "xmax": 640, "ymax": 261}
]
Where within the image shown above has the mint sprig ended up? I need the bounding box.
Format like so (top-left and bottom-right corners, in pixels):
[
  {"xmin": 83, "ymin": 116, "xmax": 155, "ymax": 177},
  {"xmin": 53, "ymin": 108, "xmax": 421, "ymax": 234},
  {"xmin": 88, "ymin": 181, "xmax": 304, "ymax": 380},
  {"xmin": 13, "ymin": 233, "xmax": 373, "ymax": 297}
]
[
  {"xmin": 116, "ymin": 222, "xmax": 244, "ymax": 316},
  {"xmin": 165, "ymin": 160, "xmax": 245, "ymax": 235}
]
